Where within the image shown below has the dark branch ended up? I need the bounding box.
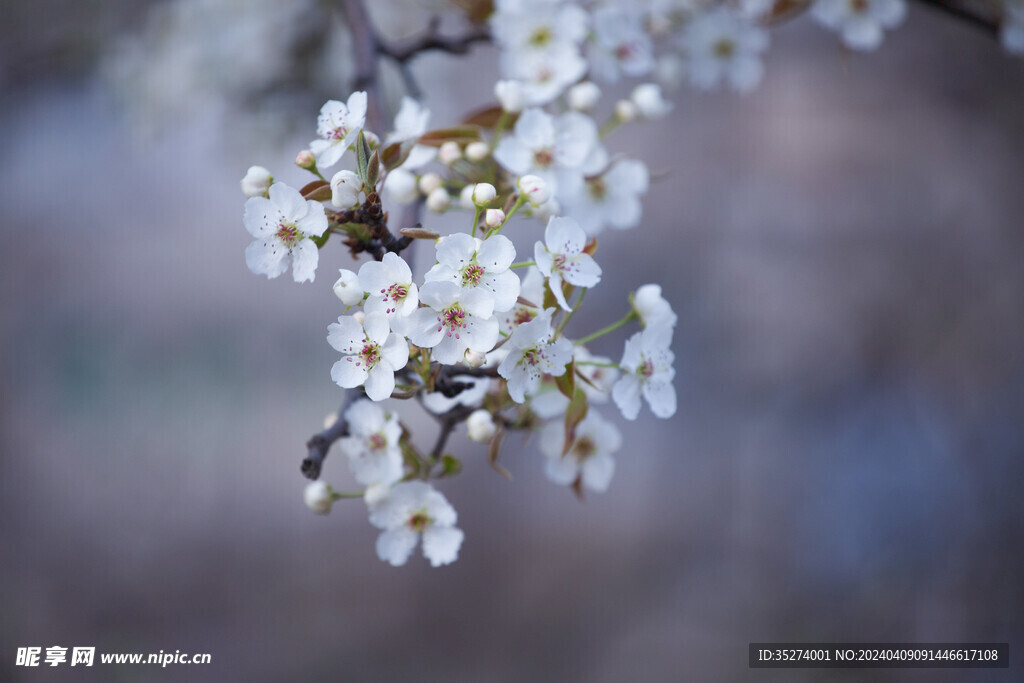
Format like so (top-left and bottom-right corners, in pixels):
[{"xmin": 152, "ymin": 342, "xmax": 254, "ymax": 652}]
[
  {"xmin": 913, "ymin": 0, "xmax": 1000, "ymax": 37},
  {"xmin": 302, "ymin": 389, "xmax": 363, "ymax": 479},
  {"xmin": 336, "ymin": 0, "xmax": 385, "ymax": 132},
  {"xmin": 378, "ymin": 16, "xmax": 491, "ymax": 64}
]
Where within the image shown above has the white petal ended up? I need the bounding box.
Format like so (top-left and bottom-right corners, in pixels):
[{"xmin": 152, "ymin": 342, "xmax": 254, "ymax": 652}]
[
  {"xmin": 459, "ymin": 288, "xmax": 495, "ymax": 320},
  {"xmin": 642, "ymin": 380, "xmax": 677, "ymax": 419},
  {"xmin": 419, "ymin": 280, "xmax": 459, "ymax": 310},
  {"xmin": 327, "ymin": 316, "xmax": 364, "ymax": 353},
  {"xmin": 363, "ymin": 312, "xmax": 391, "ymax": 345},
  {"xmin": 358, "ymin": 259, "xmax": 390, "ymax": 294},
  {"xmin": 381, "ymin": 333, "xmax": 409, "ymax": 370},
  {"xmin": 514, "ymin": 108, "xmax": 555, "ymax": 149},
  {"xmin": 376, "ymin": 528, "xmax": 418, "ymax": 566},
  {"xmin": 483, "ymin": 270, "xmax": 522, "ymax": 313},
  {"xmin": 534, "ymin": 241, "xmax": 553, "ymax": 277},
  {"xmin": 382, "ymin": 251, "xmax": 413, "ymax": 283},
  {"xmin": 408, "ymin": 308, "xmax": 445, "ymax": 349},
  {"xmin": 290, "ymin": 239, "xmax": 319, "ymax": 283},
  {"xmin": 364, "ymin": 365, "xmax": 396, "ymax": 401},
  {"xmin": 581, "ymin": 452, "xmax": 615, "ymax": 492},
  {"xmin": 548, "ymin": 272, "xmax": 571, "ymax": 312},
  {"xmin": 477, "ymin": 234, "xmax": 516, "ymax": 272},
  {"xmin": 545, "ymin": 216, "xmax": 586, "ymax": 255},
  {"xmin": 269, "ymin": 183, "xmax": 306, "ymax": 221},
  {"xmin": 545, "ymin": 452, "xmax": 580, "ymax": 486},
  {"xmin": 316, "ymin": 141, "xmax": 345, "ymax": 170},
  {"xmin": 245, "ymin": 239, "xmax": 286, "ymax": 278},
  {"xmin": 612, "ymin": 375, "xmax": 642, "ymax": 420},
  {"xmin": 463, "ymin": 315, "xmax": 499, "ymax": 354},
  {"xmin": 331, "ymin": 358, "xmax": 369, "ymax": 389},
  {"xmin": 493, "ymin": 137, "xmax": 533, "ymax": 175},
  {"xmin": 242, "ymin": 196, "xmax": 278, "ymax": 237},
  {"xmin": 435, "ymin": 232, "xmax": 478, "ymax": 269},
  {"xmin": 296, "ymin": 201, "xmax": 329, "ymax": 237},
  {"xmin": 422, "ymin": 526, "xmax": 464, "ymax": 567}
]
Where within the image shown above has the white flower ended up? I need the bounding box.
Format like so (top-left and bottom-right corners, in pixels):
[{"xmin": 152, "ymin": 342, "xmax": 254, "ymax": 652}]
[
  {"xmin": 339, "ymin": 400, "xmax": 404, "ymax": 488},
  {"xmin": 1004, "ymin": 1, "xmax": 1024, "ymax": 54},
  {"xmin": 494, "ymin": 108, "xmax": 597, "ymax": 199},
  {"xmin": 425, "ymin": 187, "xmax": 451, "ymax": 213},
  {"xmin": 631, "ymin": 83, "xmax": 673, "ymax": 119},
  {"xmin": 811, "ymin": 0, "xmax": 906, "ymax": 51},
  {"xmin": 563, "ymin": 159, "xmax": 649, "ymax": 235},
  {"xmin": 492, "ymin": 0, "xmax": 589, "ymax": 57},
  {"xmin": 330, "ymin": 169, "xmax": 362, "ymax": 208},
  {"xmin": 304, "ymin": 480, "xmax": 333, "ymax": 514},
  {"xmin": 497, "ymin": 308, "xmax": 574, "ymax": 403},
  {"xmin": 499, "ymin": 265, "xmax": 544, "ymax": 335},
  {"xmin": 534, "ymin": 216, "xmax": 602, "ymax": 311},
  {"xmin": 425, "ymin": 233, "xmax": 521, "ymax": 313},
  {"xmin": 472, "ymin": 182, "xmax": 497, "ymax": 206},
  {"xmin": 328, "ymin": 313, "xmax": 409, "ymax": 401},
  {"xmin": 612, "ymin": 325, "xmax": 676, "ymax": 420},
  {"xmin": 310, "ymin": 91, "xmax": 368, "ymax": 170},
  {"xmin": 466, "ymin": 409, "xmax": 497, "ymax": 443},
  {"xmin": 466, "ymin": 141, "xmax": 491, "ymax": 161},
  {"xmin": 682, "ymin": 7, "xmax": 770, "ymax": 93},
  {"xmin": 495, "ymin": 79, "xmax": 526, "ymax": 112},
  {"xmin": 633, "ymin": 283, "xmax": 678, "ymax": 330},
  {"xmin": 408, "ymin": 281, "xmax": 501, "ymax": 365},
  {"xmin": 386, "ymin": 96, "xmax": 430, "ymax": 144},
  {"xmin": 485, "ymin": 208, "xmax": 506, "ymax": 228},
  {"xmin": 540, "ymin": 411, "xmax": 621, "ymax": 492},
  {"xmin": 369, "ymin": 482, "xmax": 464, "ymax": 567},
  {"xmin": 241, "ymin": 165, "xmax": 272, "ymax": 197},
  {"xmin": 419, "ymin": 172, "xmax": 443, "ymax": 195},
  {"xmin": 567, "ymin": 81, "xmax": 601, "ymax": 111},
  {"xmin": 517, "ymin": 174, "xmax": 550, "ymax": 206},
  {"xmin": 358, "ymin": 252, "xmax": 419, "ymax": 329},
  {"xmin": 243, "ymin": 182, "xmax": 328, "ymax": 283},
  {"xmin": 333, "ymin": 268, "xmax": 364, "ymax": 306},
  {"xmin": 509, "ymin": 45, "xmax": 589, "ymax": 106},
  {"xmin": 382, "ymin": 167, "xmax": 419, "ymax": 205},
  {"xmin": 589, "ymin": 5, "xmax": 655, "ymax": 83}
]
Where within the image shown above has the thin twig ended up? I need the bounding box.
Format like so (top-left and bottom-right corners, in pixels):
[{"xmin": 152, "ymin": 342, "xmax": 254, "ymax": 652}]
[
  {"xmin": 913, "ymin": 0, "xmax": 1000, "ymax": 36},
  {"xmin": 302, "ymin": 389, "xmax": 363, "ymax": 479},
  {"xmin": 378, "ymin": 16, "xmax": 490, "ymax": 64}
]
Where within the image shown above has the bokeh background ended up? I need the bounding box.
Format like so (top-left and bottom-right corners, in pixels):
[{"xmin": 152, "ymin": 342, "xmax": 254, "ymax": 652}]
[{"xmin": 2, "ymin": 1, "xmax": 1023, "ymax": 681}]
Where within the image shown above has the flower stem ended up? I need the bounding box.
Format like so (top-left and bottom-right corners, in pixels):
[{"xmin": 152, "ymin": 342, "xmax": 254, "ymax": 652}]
[
  {"xmin": 510, "ymin": 260, "xmax": 535, "ymax": 269},
  {"xmin": 471, "ymin": 206, "xmax": 482, "ymax": 238},
  {"xmin": 555, "ymin": 288, "xmax": 585, "ymax": 336},
  {"xmin": 330, "ymin": 490, "xmax": 365, "ymax": 500},
  {"xmin": 487, "ymin": 194, "xmax": 526, "ymax": 237},
  {"xmin": 574, "ymin": 360, "xmax": 621, "ymax": 369},
  {"xmin": 574, "ymin": 309, "xmax": 637, "ymax": 347}
]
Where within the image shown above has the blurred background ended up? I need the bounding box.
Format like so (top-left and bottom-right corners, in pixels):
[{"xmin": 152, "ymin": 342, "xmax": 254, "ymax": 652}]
[{"xmin": 2, "ymin": 1, "xmax": 1023, "ymax": 681}]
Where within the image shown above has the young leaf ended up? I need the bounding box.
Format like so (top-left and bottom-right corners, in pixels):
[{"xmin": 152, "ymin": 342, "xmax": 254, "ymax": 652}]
[
  {"xmin": 300, "ymin": 180, "xmax": 331, "ymax": 201},
  {"xmin": 487, "ymin": 425, "xmax": 511, "ymax": 480},
  {"xmin": 555, "ymin": 358, "xmax": 576, "ymax": 399},
  {"xmin": 355, "ymin": 130, "xmax": 371, "ymax": 185},
  {"xmin": 562, "ymin": 387, "xmax": 588, "ymax": 457},
  {"xmin": 366, "ymin": 150, "xmax": 381, "ymax": 190},
  {"xmin": 419, "ymin": 126, "xmax": 483, "ymax": 147}
]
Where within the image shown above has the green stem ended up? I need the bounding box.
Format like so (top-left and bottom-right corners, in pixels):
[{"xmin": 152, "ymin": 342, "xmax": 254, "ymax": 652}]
[
  {"xmin": 574, "ymin": 310, "xmax": 638, "ymax": 347},
  {"xmin": 555, "ymin": 288, "xmax": 585, "ymax": 336},
  {"xmin": 575, "ymin": 360, "xmax": 621, "ymax": 369},
  {"xmin": 471, "ymin": 206, "xmax": 482, "ymax": 238},
  {"xmin": 488, "ymin": 195, "xmax": 526, "ymax": 237},
  {"xmin": 510, "ymin": 260, "xmax": 535, "ymax": 269},
  {"xmin": 599, "ymin": 117, "xmax": 621, "ymax": 139},
  {"xmin": 330, "ymin": 490, "xmax": 365, "ymax": 500}
]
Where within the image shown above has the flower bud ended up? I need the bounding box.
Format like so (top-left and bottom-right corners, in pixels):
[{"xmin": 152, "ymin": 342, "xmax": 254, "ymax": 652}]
[
  {"xmin": 384, "ymin": 167, "xmax": 418, "ymax": 204},
  {"xmin": 567, "ymin": 81, "xmax": 601, "ymax": 111},
  {"xmin": 352, "ymin": 311, "xmax": 366, "ymax": 325},
  {"xmin": 331, "ymin": 169, "xmax": 362, "ymax": 208},
  {"xmin": 614, "ymin": 99, "xmax": 638, "ymax": 123},
  {"xmin": 633, "ymin": 283, "xmax": 677, "ymax": 329},
  {"xmin": 459, "ymin": 184, "xmax": 476, "ymax": 210},
  {"xmin": 438, "ymin": 141, "xmax": 462, "ymax": 165},
  {"xmin": 466, "ymin": 409, "xmax": 496, "ymax": 443},
  {"xmin": 304, "ymin": 480, "xmax": 333, "ymax": 515},
  {"xmin": 465, "ymin": 141, "xmax": 490, "ymax": 161},
  {"xmin": 295, "ymin": 150, "xmax": 317, "ymax": 170},
  {"xmin": 426, "ymin": 187, "xmax": 450, "ymax": 213},
  {"xmin": 495, "ymin": 79, "xmax": 525, "ymax": 113},
  {"xmin": 241, "ymin": 165, "xmax": 273, "ymax": 197},
  {"xmin": 631, "ymin": 83, "xmax": 672, "ymax": 119},
  {"xmin": 333, "ymin": 269, "xmax": 364, "ymax": 306},
  {"xmin": 484, "ymin": 208, "xmax": 505, "ymax": 228},
  {"xmin": 517, "ymin": 174, "xmax": 549, "ymax": 206},
  {"xmin": 472, "ymin": 182, "xmax": 497, "ymax": 206},
  {"xmin": 464, "ymin": 349, "xmax": 487, "ymax": 369},
  {"xmin": 363, "ymin": 131, "xmax": 381, "ymax": 149},
  {"xmin": 418, "ymin": 172, "xmax": 443, "ymax": 195}
]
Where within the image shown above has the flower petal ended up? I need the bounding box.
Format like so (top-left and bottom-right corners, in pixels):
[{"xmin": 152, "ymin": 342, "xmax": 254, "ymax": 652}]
[
  {"xmin": 364, "ymin": 365, "xmax": 396, "ymax": 401},
  {"xmin": 331, "ymin": 358, "xmax": 369, "ymax": 389},
  {"xmin": 290, "ymin": 239, "xmax": 319, "ymax": 283},
  {"xmin": 421, "ymin": 526, "xmax": 464, "ymax": 567},
  {"xmin": 376, "ymin": 527, "xmax": 418, "ymax": 566}
]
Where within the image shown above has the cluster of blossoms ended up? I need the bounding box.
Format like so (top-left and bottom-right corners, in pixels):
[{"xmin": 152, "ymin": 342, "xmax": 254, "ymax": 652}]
[{"xmin": 238, "ymin": 0, "xmax": 1023, "ymax": 568}]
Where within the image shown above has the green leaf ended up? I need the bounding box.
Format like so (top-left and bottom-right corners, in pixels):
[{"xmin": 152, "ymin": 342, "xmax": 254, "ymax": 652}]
[
  {"xmin": 380, "ymin": 141, "xmax": 412, "ymax": 171},
  {"xmin": 418, "ymin": 126, "xmax": 483, "ymax": 147},
  {"xmin": 366, "ymin": 149, "xmax": 381, "ymax": 190},
  {"xmin": 562, "ymin": 387, "xmax": 588, "ymax": 457},
  {"xmin": 555, "ymin": 359, "xmax": 576, "ymax": 400},
  {"xmin": 440, "ymin": 455, "xmax": 462, "ymax": 477},
  {"xmin": 355, "ymin": 130, "xmax": 371, "ymax": 186},
  {"xmin": 300, "ymin": 180, "xmax": 331, "ymax": 201}
]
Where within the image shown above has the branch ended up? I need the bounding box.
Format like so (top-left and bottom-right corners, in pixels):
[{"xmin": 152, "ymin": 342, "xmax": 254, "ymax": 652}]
[
  {"xmin": 302, "ymin": 389, "xmax": 363, "ymax": 480},
  {"xmin": 378, "ymin": 16, "xmax": 491, "ymax": 64},
  {"xmin": 336, "ymin": 0, "xmax": 385, "ymax": 132},
  {"xmin": 913, "ymin": 0, "xmax": 1000, "ymax": 37}
]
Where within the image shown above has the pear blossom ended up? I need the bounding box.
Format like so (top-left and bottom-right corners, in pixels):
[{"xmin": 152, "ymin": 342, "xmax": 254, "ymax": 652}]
[
  {"xmin": 500, "ymin": 266, "xmax": 544, "ymax": 335},
  {"xmin": 495, "ymin": 79, "xmax": 526, "ymax": 112},
  {"xmin": 338, "ymin": 400, "xmax": 404, "ymax": 487},
  {"xmin": 633, "ymin": 283, "xmax": 678, "ymax": 330},
  {"xmin": 425, "ymin": 233, "xmax": 521, "ymax": 313},
  {"xmin": 426, "ymin": 187, "xmax": 451, "ymax": 213},
  {"xmin": 540, "ymin": 411, "xmax": 621, "ymax": 492},
  {"xmin": 612, "ymin": 325, "xmax": 676, "ymax": 420},
  {"xmin": 466, "ymin": 409, "xmax": 497, "ymax": 443},
  {"xmin": 333, "ymin": 268, "xmax": 364, "ymax": 306},
  {"xmin": 304, "ymin": 480, "xmax": 333, "ymax": 514},
  {"xmin": 1004, "ymin": 1, "xmax": 1024, "ymax": 55},
  {"xmin": 517, "ymin": 174, "xmax": 550, "ymax": 206},
  {"xmin": 243, "ymin": 182, "xmax": 328, "ymax": 283},
  {"xmin": 358, "ymin": 252, "xmax": 419, "ymax": 330},
  {"xmin": 589, "ymin": 5, "xmax": 655, "ymax": 82},
  {"xmin": 385, "ymin": 96, "xmax": 430, "ymax": 145},
  {"xmin": 382, "ymin": 167, "xmax": 419, "ymax": 205},
  {"xmin": 328, "ymin": 313, "xmax": 409, "ymax": 401},
  {"xmin": 811, "ymin": 0, "xmax": 906, "ymax": 51},
  {"xmin": 494, "ymin": 109, "xmax": 598, "ymax": 199},
  {"xmin": 330, "ymin": 169, "xmax": 362, "ymax": 208},
  {"xmin": 682, "ymin": 7, "xmax": 769, "ymax": 93},
  {"xmin": 491, "ymin": 0, "xmax": 589, "ymax": 57},
  {"xmin": 459, "ymin": 184, "xmax": 477, "ymax": 210},
  {"xmin": 534, "ymin": 216, "xmax": 602, "ymax": 311},
  {"xmin": 420, "ymin": 372, "xmax": 494, "ymax": 414},
  {"xmin": 563, "ymin": 159, "xmax": 649, "ymax": 235},
  {"xmin": 497, "ymin": 308, "xmax": 574, "ymax": 403},
  {"xmin": 466, "ymin": 141, "xmax": 490, "ymax": 161},
  {"xmin": 509, "ymin": 45, "xmax": 589, "ymax": 106},
  {"xmin": 631, "ymin": 83, "xmax": 673, "ymax": 119},
  {"xmin": 369, "ymin": 482, "xmax": 464, "ymax": 567},
  {"xmin": 241, "ymin": 165, "xmax": 272, "ymax": 197},
  {"xmin": 408, "ymin": 281, "xmax": 501, "ymax": 365},
  {"xmin": 310, "ymin": 91, "xmax": 368, "ymax": 170}
]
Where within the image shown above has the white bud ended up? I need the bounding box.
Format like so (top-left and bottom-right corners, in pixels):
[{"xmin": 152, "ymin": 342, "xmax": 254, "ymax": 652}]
[
  {"xmin": 517, "ymin": 174, "xmax": 549, "ymax": 206},
  {"xmin": 631, "ymin": 83, "xmax": 672, "ymax": 119},
  {"xmin": 459, "ymin": 184, "xmax": 476, "ymax": 210},
  {"xmin": 333, "ymin": 268, "xmax": 364, "ymax": 306},
  {"xmin": 472, "ymin": 182, "xmax": 497, "ymax": 206},
  {"xmin": 241, "ymin": 165, "xmax": 273, "ymax": 197},
  {"xmin": 465, "ymin": 141, "xmax": 490, "ymax": 161},
  {"xmin": 330, "ymin": 169, "xmax": 362, "ymax": 208},
  {"xmin": 614, "ymin": 99, "xmax": 638, "ymax": 123},
  {"xmin": 295, "ymin": 150, "xmax": 316, "ymax": 170},
  {"xmin": 384, "ymin": 167, "xmax": 418, "ymax": 204},
  {"xmin": 464, "ymin": 349, "xmax": 487, "ymax": 369},
  {"xmin": 495, "ymin": 79, "xmax": 525, "ymax": 113},
  {"xmin": 304, "ymin": 480, "xmax": 333, "ymax": 515},
  {"xmin": 567, "ymin": 81, "xmax": 601, "ymax": 111},
  {"xmin": 438, "ymin": 141, "xmax": 462, "ymax": 165},
  {"xmin": 353, "ymin": 311, "xmax": 366, "ymax": 325},
  {"xmin": 633, "ymin": 283, "xmax": 678, "ymax": 329},
  {"xmin": 418, "ymin": 172, "xmax": 443, "ymax": 195},
  {"xmin": 426, "ymin": 187, "xmax": 450, "ymax": 213},
  {"xmin": 484, "ymin": 208, "xmax": 505, "ymax": 228},
  {"xmin": 466, "ymin": 409, "xmax": 496, "ymax": 443}
]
